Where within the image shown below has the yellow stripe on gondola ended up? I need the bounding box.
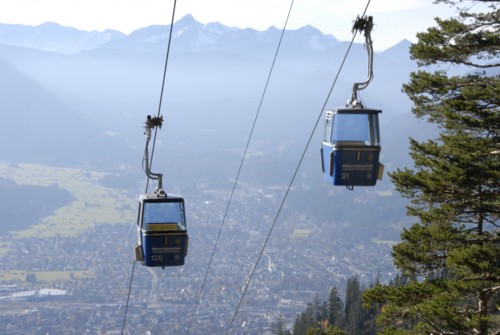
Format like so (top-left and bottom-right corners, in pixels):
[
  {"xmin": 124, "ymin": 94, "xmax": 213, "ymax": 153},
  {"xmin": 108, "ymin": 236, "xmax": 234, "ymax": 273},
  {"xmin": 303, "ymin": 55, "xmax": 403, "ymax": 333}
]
[{"xmin": 147, "ymin": 223, "xmax": 179, "ymax": 231}]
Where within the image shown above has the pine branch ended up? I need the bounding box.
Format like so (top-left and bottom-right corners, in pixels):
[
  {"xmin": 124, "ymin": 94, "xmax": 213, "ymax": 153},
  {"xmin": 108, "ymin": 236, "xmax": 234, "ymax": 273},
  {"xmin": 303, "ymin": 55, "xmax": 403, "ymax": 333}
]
[
  {"xmin": 413, "ymin": 306, "xmax": 463, "ymax": 335},
  {"xmin": 463, "ymin": 277, "xmax": 500, "ymax": 283}
]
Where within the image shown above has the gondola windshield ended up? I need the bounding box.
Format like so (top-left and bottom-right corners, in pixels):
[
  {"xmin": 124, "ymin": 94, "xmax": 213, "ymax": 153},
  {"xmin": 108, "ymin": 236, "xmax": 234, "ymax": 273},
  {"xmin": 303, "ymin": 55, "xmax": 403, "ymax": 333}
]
[
  {"xmin": 326, "ymin": 111, "xmax": 379, "ymax": 145},
  {"xmin": 142, "ymin": 200, "xmax": 186, "ymax": 230}
]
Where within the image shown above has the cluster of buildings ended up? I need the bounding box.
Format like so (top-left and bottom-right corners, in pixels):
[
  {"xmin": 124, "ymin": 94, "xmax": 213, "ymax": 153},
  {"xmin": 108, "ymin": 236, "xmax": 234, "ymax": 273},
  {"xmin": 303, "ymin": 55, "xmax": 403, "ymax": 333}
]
[{"xmin": 0, "ymin": 186, "xmax": 396, "ymax": 334}]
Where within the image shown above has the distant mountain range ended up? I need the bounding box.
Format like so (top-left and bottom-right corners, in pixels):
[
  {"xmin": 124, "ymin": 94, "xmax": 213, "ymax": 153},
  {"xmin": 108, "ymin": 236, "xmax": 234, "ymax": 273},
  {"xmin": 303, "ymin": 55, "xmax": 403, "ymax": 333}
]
[
  {"xmin": 0, "ymin": 21, "xmax": 124, "ymax": 54},
  {"xmin": 0, "ymin": 15, "xmax": 345, "ymax": 55},
  {"xmin": 0, "ymin": 13, "xmax": 441, "ymax": 195},
  {"xmin": 0, "ymin": 15, "xmax": 416, "ymax": 100}
]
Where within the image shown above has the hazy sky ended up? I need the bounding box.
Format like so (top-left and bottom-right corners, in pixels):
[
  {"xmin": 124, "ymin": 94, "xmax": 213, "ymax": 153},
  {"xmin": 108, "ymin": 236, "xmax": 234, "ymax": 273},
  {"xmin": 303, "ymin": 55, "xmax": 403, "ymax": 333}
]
[{"xmin": 0, "ymin": 0, "xmax": 483, "ymax": 50}]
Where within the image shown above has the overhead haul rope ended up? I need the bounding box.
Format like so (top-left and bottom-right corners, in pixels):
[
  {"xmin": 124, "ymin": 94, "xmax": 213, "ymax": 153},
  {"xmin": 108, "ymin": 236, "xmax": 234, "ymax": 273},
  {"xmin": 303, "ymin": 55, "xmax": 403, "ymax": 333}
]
[
  {"xmin": 185, "ymin": 1, "xmax": 297, "ymax": 334},
  {"xmin": 120, "ymin": 1, "xmax": 178, "ymax": 334},
  {"xmin": 225, "ymin": 1, "xmax": 372, "ymax": 333},
  {"xmin": 146, "ymin": 0, "xmax": 178, "ymax": 193}
]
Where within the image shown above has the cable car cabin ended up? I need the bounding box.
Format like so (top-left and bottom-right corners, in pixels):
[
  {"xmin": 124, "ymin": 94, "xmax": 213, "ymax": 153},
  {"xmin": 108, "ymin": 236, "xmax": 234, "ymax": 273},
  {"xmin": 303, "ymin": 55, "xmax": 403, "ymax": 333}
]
[
  {"xmin": 321, "ymin": 107, "xmax": 384, "ymax": 187},
  {"xmin": 134, "ymin": 193, "xmax": 188, "ymax": 267}
]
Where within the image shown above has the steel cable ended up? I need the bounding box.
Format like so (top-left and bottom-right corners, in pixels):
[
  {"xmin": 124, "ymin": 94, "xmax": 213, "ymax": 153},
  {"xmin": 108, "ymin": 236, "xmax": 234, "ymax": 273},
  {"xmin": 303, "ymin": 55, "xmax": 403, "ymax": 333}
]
[
  {"xmin": 224, "ymin": 1, "xmax": 372, "ymax": 333},
  {"xmin": 121, "ymin": 1, "xmax": 178, "ymax": 334}
]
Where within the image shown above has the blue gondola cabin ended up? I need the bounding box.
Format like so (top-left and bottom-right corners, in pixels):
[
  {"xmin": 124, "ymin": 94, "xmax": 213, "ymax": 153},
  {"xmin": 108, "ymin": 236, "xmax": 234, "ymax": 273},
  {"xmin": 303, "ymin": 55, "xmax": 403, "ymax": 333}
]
[
  {"xmin": 321, "ymin": 107, "xmax": 384, "ymax": 187},
  {"xmin": 134, "ymin": 193, "xmax": 188, "ymax": 267}
]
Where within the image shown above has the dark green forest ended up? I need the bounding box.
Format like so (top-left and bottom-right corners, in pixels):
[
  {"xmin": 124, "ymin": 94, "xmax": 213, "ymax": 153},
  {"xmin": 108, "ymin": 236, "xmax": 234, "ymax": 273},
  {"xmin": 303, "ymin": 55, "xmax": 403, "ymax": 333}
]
[{"xmin": 0, "ymin": 177, "xmax": 73, "ymax": 233}]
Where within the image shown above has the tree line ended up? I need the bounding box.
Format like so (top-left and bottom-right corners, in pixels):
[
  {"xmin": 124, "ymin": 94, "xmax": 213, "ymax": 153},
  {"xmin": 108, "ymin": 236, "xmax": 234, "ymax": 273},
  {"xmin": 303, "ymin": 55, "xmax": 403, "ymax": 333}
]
[{"xmin": 272, "ymin": 275, "xmax": 384, "ymax": 335}]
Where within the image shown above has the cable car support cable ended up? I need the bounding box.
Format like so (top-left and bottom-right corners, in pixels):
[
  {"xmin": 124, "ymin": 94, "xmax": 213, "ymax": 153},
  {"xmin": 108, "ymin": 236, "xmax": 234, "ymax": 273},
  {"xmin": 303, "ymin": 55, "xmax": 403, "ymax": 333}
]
[
  {"xmin": 146, "ymin": 0, "xmax": 177, "ymax": 193},
  {"xmin": 224, "ymin": 1, "xmax": 372, "ymax": 333},
  {"xmin": 121, "ymin": 1, "xmax": 178, "ymax": 333},
  {"xmin": 185, "ymin": 1, "xmax": 296, "ymax": 334}
]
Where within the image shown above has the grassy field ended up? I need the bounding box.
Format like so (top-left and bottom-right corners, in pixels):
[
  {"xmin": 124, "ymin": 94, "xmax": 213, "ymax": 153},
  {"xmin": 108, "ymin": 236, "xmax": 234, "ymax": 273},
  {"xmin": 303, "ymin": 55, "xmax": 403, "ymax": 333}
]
[
  {"xmin": 292, "ymin": 228, "xmax": 312, "ymax": 238},
  {"xmin": 0, "ymin": 162, "xmax": 136, "ymax": 238}
]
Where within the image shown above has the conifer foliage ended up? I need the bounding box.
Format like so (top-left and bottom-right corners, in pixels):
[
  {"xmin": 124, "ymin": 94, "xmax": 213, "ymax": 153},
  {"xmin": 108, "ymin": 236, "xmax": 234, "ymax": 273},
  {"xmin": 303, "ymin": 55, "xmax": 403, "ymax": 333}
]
[
  {"xmin": 279, "ymin": 277, "xmax": 377, "ymax": 335},
  {"xmin": 364, "ymin": 1, "xmax": 500, "ymax": 334}
]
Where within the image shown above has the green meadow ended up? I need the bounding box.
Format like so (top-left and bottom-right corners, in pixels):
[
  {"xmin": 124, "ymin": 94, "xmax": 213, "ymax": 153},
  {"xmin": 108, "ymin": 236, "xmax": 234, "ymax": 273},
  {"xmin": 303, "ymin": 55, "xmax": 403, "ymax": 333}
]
[{"xmin": 0, "ymin": 162, "xmax": 136, "ymax": 238}]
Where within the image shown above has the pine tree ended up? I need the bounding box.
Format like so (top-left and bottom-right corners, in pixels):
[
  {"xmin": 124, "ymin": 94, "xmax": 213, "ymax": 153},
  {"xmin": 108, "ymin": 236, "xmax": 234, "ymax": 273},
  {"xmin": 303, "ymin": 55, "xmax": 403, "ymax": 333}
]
[
  {"xmin": 293, "ymin": 313, "xmax": 306, "ymax": 335},
  {"xmin": 288, "ymin": 281, "xmax": 377, "ymax": 335},
  {"xmin": 311, "ymin": 294, "xmax": 329, "ymax": 323},
  {"xmin": 272, "ymin": 316, "xmax": 292, "ymax": 335},
  {"xmin": 361, "ymin": 281, "xmax": 380, "ymax": 335},
  {"xmin": 328, "ymin": 287, "xmax": 345, "ymax": 329},
  {"xmin": 364, "ymin": 1, "xmax": 500, "ymax": 334},
  {"xmin": 293, "ymin": 303, "xmax": 317, "ymax": 335},
  {"xmin": 306, "ymin": 326, "xmax": 346, "ymax": 335},
  {"xmin": 25, "ymin": 272, "xmax": 37, "ymax": 283},
  {"xmin": 345, "ymin": 276, "xmax": 364, "ymax": 335}
]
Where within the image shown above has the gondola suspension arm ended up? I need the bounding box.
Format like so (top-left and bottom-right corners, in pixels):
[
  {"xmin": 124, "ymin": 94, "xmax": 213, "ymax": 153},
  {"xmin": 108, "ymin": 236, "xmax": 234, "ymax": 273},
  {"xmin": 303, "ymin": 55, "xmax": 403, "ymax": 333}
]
[
  {"xmin": 351, "ymin": 15, "xmax": 374, "ymax": 107},
  {"xmin": 143, "ymin": 115, "xmax": 164, "ymax": 193}
]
